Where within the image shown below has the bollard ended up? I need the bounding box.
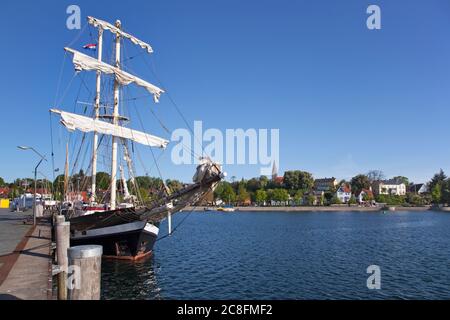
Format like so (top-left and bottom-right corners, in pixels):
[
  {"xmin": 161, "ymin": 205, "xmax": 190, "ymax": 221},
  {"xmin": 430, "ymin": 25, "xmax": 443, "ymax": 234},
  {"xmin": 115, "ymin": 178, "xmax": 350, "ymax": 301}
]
[
  {"xmin": 55, "ymin": 215, "xmax": 65, "ymax": 225},
  {"xmin": 67, "ymin": 245, "xmax": 103, "ymax": 300},
  {"xmin": 56, "ymin": 219, "xmax": 70, "ymax": 300}
]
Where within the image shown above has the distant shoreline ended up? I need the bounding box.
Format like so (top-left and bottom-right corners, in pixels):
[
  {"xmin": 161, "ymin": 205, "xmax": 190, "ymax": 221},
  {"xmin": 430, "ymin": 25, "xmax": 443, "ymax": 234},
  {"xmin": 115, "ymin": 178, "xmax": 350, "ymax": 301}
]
[{"xmin": 185, "ymin": 206, "xmax": 437, "ymax": 212}]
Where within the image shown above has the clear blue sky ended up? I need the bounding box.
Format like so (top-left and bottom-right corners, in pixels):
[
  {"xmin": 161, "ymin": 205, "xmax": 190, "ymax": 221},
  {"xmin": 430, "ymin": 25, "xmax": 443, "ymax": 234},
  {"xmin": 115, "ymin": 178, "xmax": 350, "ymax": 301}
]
[{"xmin": 1, "ymin": 0, "xmax": 450, "ymax": 184}]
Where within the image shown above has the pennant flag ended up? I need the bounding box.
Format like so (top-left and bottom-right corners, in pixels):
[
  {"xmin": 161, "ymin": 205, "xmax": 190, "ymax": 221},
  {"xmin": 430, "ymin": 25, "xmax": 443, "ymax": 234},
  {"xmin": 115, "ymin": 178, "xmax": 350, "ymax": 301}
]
[{"xmin": 83, "ymin": 43, "xmax": 97, "ymax": 51}]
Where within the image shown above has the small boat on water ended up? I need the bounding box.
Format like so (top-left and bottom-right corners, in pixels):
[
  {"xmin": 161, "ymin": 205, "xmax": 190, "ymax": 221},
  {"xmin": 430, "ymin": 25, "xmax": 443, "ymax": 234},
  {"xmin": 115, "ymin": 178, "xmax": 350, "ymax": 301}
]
[{"xmin": 217, "ymin": 205, "xmax": 235, "ymax": 212}]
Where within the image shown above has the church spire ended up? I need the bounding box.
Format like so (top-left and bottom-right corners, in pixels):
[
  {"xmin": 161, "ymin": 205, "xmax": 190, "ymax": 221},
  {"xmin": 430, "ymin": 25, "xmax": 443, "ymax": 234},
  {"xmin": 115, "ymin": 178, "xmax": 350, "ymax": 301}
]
[{"xmin": 272, "ymin": 161, "xmax": 278, "ymax": 180}]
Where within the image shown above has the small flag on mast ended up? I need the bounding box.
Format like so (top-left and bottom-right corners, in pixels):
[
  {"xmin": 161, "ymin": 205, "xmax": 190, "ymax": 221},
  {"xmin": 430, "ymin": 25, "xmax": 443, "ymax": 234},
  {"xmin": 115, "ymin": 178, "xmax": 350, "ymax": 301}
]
[{"xmin": 83, "ymin": 43, "xmax": 97, "ymax": 51}]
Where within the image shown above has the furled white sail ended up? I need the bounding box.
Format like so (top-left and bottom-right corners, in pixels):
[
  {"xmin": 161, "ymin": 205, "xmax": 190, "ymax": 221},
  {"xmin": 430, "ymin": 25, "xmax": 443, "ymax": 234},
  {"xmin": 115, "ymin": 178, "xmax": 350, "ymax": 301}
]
[
  {"xmin": 50, "ymin": 109, "xmax": 169, "ymax": 148},
  {"xmin": 65, "ymin": 47, "xmax": 164, "ymax": 103},
  {"xmin": 87, "ymin": 16, "xmax": 154, "ymax": 54}
]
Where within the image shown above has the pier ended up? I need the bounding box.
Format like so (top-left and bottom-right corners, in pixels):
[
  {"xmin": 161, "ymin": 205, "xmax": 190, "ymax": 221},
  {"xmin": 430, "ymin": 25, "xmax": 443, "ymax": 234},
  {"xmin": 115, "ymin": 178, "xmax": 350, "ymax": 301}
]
[{"xmin": 0, "ymin": 208, "xmax": 52, "ymax": 300}]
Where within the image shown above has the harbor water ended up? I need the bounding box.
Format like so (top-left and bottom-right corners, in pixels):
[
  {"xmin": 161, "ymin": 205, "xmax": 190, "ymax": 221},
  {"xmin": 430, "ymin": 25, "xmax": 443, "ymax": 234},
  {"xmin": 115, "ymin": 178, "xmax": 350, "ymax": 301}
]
[{"xmin": 101, "ymin": 211, "xmax": 450, "ymax": 299}]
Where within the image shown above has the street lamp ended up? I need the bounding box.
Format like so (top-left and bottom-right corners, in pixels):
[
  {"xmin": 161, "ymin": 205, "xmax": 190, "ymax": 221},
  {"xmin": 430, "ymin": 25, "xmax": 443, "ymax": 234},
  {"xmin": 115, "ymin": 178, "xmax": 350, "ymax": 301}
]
[{"xmin": 17, "ymin": 146, "xmax": 47, "ymax": 226}]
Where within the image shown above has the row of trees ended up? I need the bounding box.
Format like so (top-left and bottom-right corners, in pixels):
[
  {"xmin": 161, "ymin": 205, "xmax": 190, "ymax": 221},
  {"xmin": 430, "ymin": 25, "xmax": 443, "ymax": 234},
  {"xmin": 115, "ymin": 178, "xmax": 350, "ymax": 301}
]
[
  {"xmin": 0, "ymin": 171, "xmax": 184, "ymax": 203},
  {"xmin": 213, "ymin": 169, "xmax": 450, "ymax": 207},
  {"xmin": 214, "ymin": 170, "xmax": 317, "ymax": 206}
]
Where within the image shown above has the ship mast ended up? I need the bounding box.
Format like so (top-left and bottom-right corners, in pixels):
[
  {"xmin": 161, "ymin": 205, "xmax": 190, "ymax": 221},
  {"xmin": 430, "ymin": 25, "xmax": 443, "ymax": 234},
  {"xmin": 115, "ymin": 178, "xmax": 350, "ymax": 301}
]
[
  {"xmin": 110, "ymin": 20, "xmax": 122, "ymax": 210},
  {"xmin": 53, "ymin": 16, "xmax": 168, "ymax": 209},
  {"xmin": 90, "ymin": 27, "xmax": 103, "ymax": 203}
]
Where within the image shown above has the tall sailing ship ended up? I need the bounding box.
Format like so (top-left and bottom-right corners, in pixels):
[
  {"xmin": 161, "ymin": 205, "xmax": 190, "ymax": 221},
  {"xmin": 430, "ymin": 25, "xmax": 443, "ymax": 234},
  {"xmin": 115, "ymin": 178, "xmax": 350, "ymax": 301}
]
[{"xmin": 51, "ymin": 17, "xmax": 224, "ymax": 260}]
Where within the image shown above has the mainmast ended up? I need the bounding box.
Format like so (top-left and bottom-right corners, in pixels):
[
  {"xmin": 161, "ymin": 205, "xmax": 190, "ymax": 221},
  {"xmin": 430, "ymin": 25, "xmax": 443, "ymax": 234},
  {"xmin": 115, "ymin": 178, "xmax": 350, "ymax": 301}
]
[
  {"xmin": 110, "ymin": 20, "xmax": 122, "ymax": 210},
  {"xmin": 90, "ymin": 27, "xmax": 103, "ymax": 203}
]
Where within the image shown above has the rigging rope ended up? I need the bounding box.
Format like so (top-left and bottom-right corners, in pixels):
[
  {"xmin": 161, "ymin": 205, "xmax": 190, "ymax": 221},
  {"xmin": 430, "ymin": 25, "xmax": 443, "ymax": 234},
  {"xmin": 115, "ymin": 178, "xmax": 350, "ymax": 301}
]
[
  {"xmin": 65, "ymin": 23, "xmax": 88, "ymax": 48},
  {"xmin": 53, "ymin": 52, "xmax": 67, "ymax": 107},
  {"xmin": 142, "ymin": 56, "xmax": 206, "ymax": 159},
  {"xmin": 121, "ymin": 41, "xmax": 203, "ymax": 161},
  {"xmin": 49, "ymin": 112, "xmax": 56, "ymax": 189}
]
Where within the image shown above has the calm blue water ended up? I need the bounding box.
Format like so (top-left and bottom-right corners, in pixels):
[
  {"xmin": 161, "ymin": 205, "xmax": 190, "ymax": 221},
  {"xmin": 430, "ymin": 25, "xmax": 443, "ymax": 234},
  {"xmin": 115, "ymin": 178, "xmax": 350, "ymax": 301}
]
[{"xmin": 101, "ymin": 211, "xmax": 450, "ymax": 300}]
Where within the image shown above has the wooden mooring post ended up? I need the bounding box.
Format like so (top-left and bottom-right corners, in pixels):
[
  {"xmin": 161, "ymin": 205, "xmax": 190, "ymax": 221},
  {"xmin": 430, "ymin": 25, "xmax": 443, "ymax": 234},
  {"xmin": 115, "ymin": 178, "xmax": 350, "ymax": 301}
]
[
  {"xmin": 55, "ymin": 216, "xmax": 70, "ymax": 300},
  {"xmin": 67, "ymin": 245, "xmax": 103, "ymax": 300}
]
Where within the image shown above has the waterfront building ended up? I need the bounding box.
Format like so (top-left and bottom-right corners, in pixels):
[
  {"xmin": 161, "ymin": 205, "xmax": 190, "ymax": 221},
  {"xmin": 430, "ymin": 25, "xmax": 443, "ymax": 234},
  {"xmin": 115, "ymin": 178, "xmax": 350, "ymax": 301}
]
[
  {"xmin": 372, "ymin": 180, "xmax": 406, "ymax": 196},
  {"xmin": 355, "ymin": 188, "xmax": 374, "ymax": 204},
  {"xmin": 314, "ymin": 177, "xmax": 337, "ymax": 192},
  {"xmin": 302, "ymin": 191, "xmax": 325, "ymax": 206},
  {"xmin": 336, "ymin": 185, "xmax": 352, "ymax": 203},
  {"xmin": 408, "ymin": 183, "xmax": 428, "ymax": 194}
]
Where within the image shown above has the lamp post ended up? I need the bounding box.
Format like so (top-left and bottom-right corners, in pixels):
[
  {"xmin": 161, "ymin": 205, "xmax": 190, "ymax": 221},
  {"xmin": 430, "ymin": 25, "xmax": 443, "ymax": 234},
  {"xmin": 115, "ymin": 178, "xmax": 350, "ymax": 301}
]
[{"xmin": 17, "ymin": 146, "xmax": 47, "ymax": 226}]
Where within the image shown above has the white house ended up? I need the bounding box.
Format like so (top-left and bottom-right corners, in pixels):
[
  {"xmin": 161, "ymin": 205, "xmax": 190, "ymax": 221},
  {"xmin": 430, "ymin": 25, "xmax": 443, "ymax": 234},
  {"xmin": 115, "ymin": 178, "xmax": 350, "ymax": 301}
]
[
  {"xmin": 373, "ymin": 179, "xmax": 406, "ymax": 196},
  {"xmin": 336, "ymin": 185, "xmax": 352, "ymax": 203}
]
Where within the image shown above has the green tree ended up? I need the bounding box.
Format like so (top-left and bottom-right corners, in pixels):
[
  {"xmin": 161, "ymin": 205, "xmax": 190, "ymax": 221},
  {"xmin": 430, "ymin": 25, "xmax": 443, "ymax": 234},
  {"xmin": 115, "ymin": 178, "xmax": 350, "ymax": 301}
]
[
  {"xmin": 393, "ymin": 176, "xmax": 409, "ymax": 187},
  {"xmin": 166, "ymin": 179, "xmax": 183, "ymax": 193},
  {"xmin": 428, "ymin": 169, "xmax": 447, "ymax": 194},
  {"xmin": 273, "ymin": 189, "xmax": 289, "ymax": 202},
  {"xmin": 237, "ymin": 183, "xmax": 250, "ymax": 204},
  {"xmin": 96, "ymin": 172, "xmax": 111, "ymax": 190},
  {"xmin": 431, "ymin": 183, "xmax": 442, "ymax": 205},
  {"xmin": 293, "ymin": 190, "xmax": 304, "ymax": 204},
  {"xmin": 376, "ymin": 194, "xmax": 406, "ymax": 206},
  {"xmin": 441, "ymin": 179, "xmax": 450, "ymax": 204},
  {"xmin": 319, "ymin": 193, "xmax": 325, "ymax": 206},
  {"xmin": 53, "ymin": 174, "xmax": 65, "ymax": 196},
  {"xmin": 0, "ymin": 177, "xmax": 5, "ymax": 187},
  {"xmin": 246, "ymin": 178, "xmax": 261, "ymax": 193},
  {"xmin": 8, "ymin": 186, "xmax": 20, "ymax": 199},
  {"xmin": 331, "ymin": 195, "xmax": 342, "ymax": 205},
  {"xmin": 304, "ymin": 194, "xmax": 316, "ymax": 206},
  {"xmin": 214, "ymin": 182, "xmax": 236, "ymax": 204},
  {"xmin": 350, "ymin": 174, "xmax": 370, "ymax": 195},
  {"xmin": 259, "ymin": 176, "xmax": 269, "ymax": 189},
  {"xmin": 348, "ymin": 195, "xmax": 357, "ymax": 205},
  {"xmin": 406, "ymin": 193, "xmax": 429, "ymax": 206},
  {"xmin": 283, "ymin": 171, "xmax": 314, "ymax": 191},
  {"xmin": 362, "ymin": 192, "xmax": 374, "ymax": 202},
  {"xmin": 255, "ymin": 189, "xmax": 267, "ymax": 205},
  {"xmin": 139, "ymin": 187, "xmax": 150, "ymax": 202},
  {"xmin": 134, "ymin": 176, "xmax": 163, "ymax": 191}
]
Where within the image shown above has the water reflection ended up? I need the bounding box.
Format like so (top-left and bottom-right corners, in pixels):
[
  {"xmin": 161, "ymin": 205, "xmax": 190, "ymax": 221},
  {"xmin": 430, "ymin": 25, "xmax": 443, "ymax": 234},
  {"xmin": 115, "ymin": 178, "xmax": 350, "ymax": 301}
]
[{"xmin": 101, "ymin": 255, "xmax": 162, "ymax": 300}]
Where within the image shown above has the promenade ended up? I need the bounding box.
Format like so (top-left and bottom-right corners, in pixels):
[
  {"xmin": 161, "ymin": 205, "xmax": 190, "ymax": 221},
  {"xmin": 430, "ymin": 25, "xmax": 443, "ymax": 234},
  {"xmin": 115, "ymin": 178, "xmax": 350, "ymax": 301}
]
[{"xmin": 0, "ymin": 208, "xmax": 53, "ymax": 300}]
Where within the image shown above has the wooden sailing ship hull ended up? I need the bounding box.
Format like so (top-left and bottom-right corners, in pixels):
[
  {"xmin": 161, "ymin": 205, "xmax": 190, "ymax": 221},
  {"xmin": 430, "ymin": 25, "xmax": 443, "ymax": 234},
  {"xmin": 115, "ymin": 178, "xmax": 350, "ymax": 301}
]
[
  {"xmin": 70, "ymin": 219, "xmax": 159, "ymax": 260},
  {"xmin": 69, "ymin": 208, "xmax": 159, "ymax": 260}
]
